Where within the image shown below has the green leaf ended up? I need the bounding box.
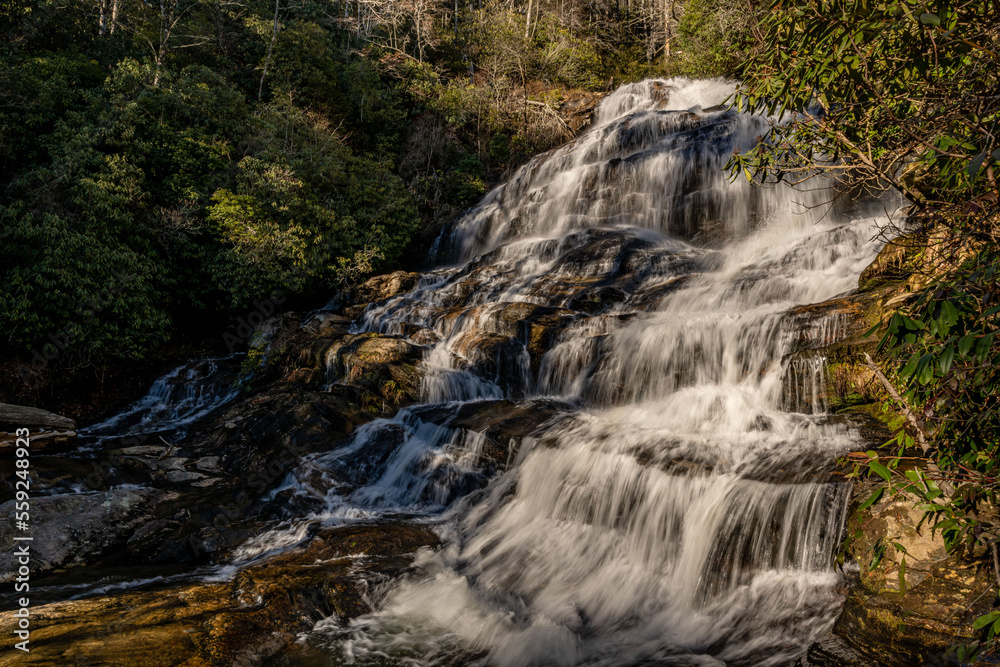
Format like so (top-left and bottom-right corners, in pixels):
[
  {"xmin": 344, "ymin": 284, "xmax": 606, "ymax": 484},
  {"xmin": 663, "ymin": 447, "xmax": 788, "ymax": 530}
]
[
  {"xmin": 869, "ymin": 460, "xmax": 892, "ymax": 482},
  {"xmin": 976, "ymin": 333, "xmax": 995, "ymax": 361},
  {"xmin": 919, "ymin": 360, "xmax": 934, "ymax": 384},
  {"xmin": 858, "ymin": 487, "xmax": 885, "ymax": 512},
  {"xmin": 968, "ymin": 152, "xmax": 988, "ymax": 178},
  {"xmin": 940, "ymin": 345, "xmax": 955, "ymax": 375},
  {"xmin": 941, "ymin": 300, "xmax": 959, "ymax": 325},
  {"xmin": 959, "ymin": 334, "xmax": 976, "ymax": 355},
  {"xmin": 973, "ymin": 610, "xmax": 1000, "ymax": 630}
]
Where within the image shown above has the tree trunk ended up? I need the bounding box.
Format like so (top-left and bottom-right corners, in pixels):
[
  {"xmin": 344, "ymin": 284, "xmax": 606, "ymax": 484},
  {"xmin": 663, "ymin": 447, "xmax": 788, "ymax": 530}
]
[
  {"xmin": 258, "ymin": 0, "xmax": 280, "ymax": 102},
  {"xmin": 153, "ymin": 0, "xmax": 179, "ymax": 87},
  {"xmin": 664, "ymin": 0, "xmax": 676, "ymax": 64}
]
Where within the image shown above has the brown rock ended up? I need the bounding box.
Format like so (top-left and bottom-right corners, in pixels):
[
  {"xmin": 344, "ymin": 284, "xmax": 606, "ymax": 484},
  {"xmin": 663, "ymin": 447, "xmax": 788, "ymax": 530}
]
[{"xmin": 0, "ymin": 522, "xmax": 439, "ymax": 667}]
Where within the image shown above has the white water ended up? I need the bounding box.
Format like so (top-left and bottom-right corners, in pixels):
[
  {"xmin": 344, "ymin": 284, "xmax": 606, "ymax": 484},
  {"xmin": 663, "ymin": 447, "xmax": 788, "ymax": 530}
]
[
  {"xmin": 77, "ymin": 355, "xmax": 242, "ymax": 447},
  {"xmin": 271, "ymin": 78, "xmax": 895, "ymax": 665}
]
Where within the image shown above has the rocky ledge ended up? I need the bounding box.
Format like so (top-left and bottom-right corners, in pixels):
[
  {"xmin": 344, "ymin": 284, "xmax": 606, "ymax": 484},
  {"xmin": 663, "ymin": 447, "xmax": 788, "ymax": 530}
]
[
  {"xmin": 0, "ymin": 403, "xmax": 76, "ymax": 451},
  {"xmin": 0, "ymin": 522, "xmax": 438, "ymax": 667},
  {"xmin": 790, "ymin": 231, "xmax": 997, "ymax": 665}
]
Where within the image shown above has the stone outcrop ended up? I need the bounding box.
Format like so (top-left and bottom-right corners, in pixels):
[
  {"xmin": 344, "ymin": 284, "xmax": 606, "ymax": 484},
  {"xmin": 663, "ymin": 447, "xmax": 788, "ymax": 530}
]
[
  {"xmin": 0, "ymin": 403, "xmax": 76, "ymax": 450},
  {"xmin": 0, "ymin": 487, "xmax": 175, "ymax": 581},
  {"xmin": 559, "ymin": 90, "xmax": 607, "ymax": 134},
  {"xmin": 2, "ymin": 281, "xmax": 434, "ymax": 576},
  {"xmin": 0, "ymin": 522, "xmax": 438, "ymax": 667},
  {"xmin": 794, "ymin": 228, "xmax": 997, "ymax": 666}
]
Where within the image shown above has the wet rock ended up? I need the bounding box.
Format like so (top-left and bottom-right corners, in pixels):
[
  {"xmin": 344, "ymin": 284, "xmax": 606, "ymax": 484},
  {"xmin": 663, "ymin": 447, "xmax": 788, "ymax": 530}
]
[
  {"xmin": 0, "ymin": 522, "xmax": 439, "ymax": 667},
  {"xmin": 344, "ymin": 271, "xmax": 421, "ymax": 318},
  {"xmin": 812, "ymin": 477, "xmax": 994, "ymax": 667},
  {"xmin": 322, "ymin": 422, "xmax": 408, "ymax": 487},
  {"xmin": 450, "ymin": 330, "xmax": 526, "ymax": 388},
  {"xmin": 409, "ymin": 398, "xmax": 573, "ymax": 471},
  {"xmin": 566, "ymin": 285, "xmax": 629, "ymax": 314},
  {"xmin": 19, "ymin": 381, "xmax": 394, "ymax": 570},
  {"xmin": 858, "ymin": 236, "xmax": 920, "ymax": 291},
  {"xmin": 797, "ymin": 227, "xmax": 992, "ymax": 665},
  {"xmin": 321, "ymin": 332, "xmax": 424, "ymax": 402},
  {"xmin": 801, "ymin": 632, "xmax": 871, "ymax": 666},
  {"xmin": 166, "ymin": 470, "xmax": 208, "ymax": 484},
  {"xmin": 559, "ymin": 91, "xmax": 606, "ymax": 134},
  {"xmin": 37, "ymin": 310, "xmax": 428, "ymax": 569},
  {"xmin": 0, "ymin": 487, "xmax": 175, "ymax": 580}
]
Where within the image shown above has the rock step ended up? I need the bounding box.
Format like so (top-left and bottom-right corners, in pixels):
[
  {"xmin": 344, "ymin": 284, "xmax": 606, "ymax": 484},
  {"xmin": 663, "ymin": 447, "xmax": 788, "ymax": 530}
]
[{"xmin": 0, "ymin": 403, "xmax": 75, "ymax": 431}]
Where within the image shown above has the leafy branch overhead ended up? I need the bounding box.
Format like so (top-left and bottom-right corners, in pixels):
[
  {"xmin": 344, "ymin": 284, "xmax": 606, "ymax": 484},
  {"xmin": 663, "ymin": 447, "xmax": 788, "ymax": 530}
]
[{"xmin": 733, "ymin": 0, "xmax": 1000, "ymax": 642}]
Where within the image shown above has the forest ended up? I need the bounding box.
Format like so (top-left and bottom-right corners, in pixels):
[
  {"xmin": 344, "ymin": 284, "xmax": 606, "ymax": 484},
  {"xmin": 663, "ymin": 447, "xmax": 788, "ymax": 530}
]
[{"xmin": 0, "ymin": 0, "xmax": 749, "ymax": 368}]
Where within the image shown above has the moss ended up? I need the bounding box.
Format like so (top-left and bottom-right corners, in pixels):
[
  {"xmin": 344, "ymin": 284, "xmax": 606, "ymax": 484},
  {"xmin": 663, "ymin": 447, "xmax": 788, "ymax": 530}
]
[{"xmin": 240, "ymin": 344, "xmax": 266, "ymax": 376}]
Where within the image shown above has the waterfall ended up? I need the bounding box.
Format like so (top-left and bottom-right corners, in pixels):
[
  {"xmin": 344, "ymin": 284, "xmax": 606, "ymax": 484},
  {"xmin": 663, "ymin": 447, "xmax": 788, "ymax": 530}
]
[
  {"xmin": 77, "ymin": 355, "xmax": 242, "ymax": 448},
  {"xmin": 276, "ymin": 78, "xmax": 893, "ymax": 665}
]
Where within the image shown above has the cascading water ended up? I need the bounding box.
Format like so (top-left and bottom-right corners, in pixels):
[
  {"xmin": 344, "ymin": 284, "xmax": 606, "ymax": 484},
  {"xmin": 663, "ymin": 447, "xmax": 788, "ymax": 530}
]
[
  {"xmin": 77, "ymin": 355, "xmax": 242, "ymax": 448},
  {"xmin": 264, "ymin": 78, "xmax": 896, "ymax": 666}
]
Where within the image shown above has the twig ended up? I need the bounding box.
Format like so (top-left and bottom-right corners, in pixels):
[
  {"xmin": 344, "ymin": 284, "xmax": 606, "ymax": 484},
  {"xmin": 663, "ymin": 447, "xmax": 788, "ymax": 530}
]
[
  {"xmin": 862, "ymin": 351, "xmax": 955, "ymax": 496},
  {"xmin": 525, "ymin": 100, "xmax": 575, "ymax": 138},
  {"xmin": 992, "ymin": 541, "xmax": 1000, "ymax": 592},
  {"xmin": 863, "ymin": 352, "xmax": 929, "ymax": 453}
]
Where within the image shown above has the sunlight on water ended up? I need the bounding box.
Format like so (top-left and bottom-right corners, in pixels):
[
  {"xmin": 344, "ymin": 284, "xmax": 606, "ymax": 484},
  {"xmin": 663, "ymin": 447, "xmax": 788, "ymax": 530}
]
[{"xmin": 254, "ymin": 77, "xmax": 899, "ymax": 665}]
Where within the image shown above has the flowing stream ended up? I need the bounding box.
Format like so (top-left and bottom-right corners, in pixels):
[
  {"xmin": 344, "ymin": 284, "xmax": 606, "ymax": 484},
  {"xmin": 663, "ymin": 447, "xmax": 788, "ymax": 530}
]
[{"xmin": 253, "ymin": 78, "xmax": 895, "ymax": 666}]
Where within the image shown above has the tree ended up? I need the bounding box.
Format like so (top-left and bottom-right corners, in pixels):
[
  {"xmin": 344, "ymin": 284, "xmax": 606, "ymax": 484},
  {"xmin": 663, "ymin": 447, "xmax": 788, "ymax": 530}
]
[{"xmin": 732, "ymin": 0, "xmax": 1000, "ymax": 622}]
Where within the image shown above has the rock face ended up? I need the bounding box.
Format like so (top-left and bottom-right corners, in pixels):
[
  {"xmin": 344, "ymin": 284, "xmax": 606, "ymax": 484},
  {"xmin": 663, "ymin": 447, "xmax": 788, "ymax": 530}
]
[
  {"xmin": 802, "ymin": 479, "xmax": 993, "ymax": 667},
  {"xmin": 341, "ymin": 270, "xmax": 422, "ymax": 319},
  {"xmin": 0, "ymin": 522, "xmax": 438, "ymax": 667},
  {"xmin": 559, "ymin": 90, "xmax": 607, "ymax": 134},
  {"xmin": 0, "ymin": 403, "xmax": 75, "ymax": 431},
  {"xmin": 0, "ymin": 488, "xmax": 175, "ymax": 581},
  {"xmin": 822, "ymin": 485, "xmax": 992, "ymax": 667},
  {"xmin": 0, "ymin": 403, "xmax": 76, "ymax": 450},
  {"xmin": 0, "ymin": 276, "xmax": 444, "ymax": 665},
  {"xmin": 789, "ymin": 230, "xmax": 994, "ymax": 666},
  {"xmin": 0, "ymin": 281, "xmax": 433, "ymax": 581}
]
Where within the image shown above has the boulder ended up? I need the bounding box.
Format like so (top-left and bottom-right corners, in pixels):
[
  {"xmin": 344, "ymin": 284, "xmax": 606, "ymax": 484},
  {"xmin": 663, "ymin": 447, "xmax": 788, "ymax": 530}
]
[
  {"xmin": 0, "ymin": 521, "xmax": 438, "ymax": 667},
  {"xmin": 0, "ymin": 403, "xmax": 75, "ymax": 431},
  {"xmin": 559, "ymin": 91, "xmax": 607, "ymax": 134},
  {"xmin": 0, "ymin": 487, "xmax": 175, "ymax": 580},
  {"xmin": 344, "ymin": 271, "xmax": 421, "ymax": 318}
]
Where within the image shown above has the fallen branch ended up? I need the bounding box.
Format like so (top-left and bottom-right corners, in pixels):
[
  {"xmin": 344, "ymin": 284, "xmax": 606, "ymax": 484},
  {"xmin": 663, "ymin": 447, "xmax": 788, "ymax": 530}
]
[
  {"xmin": 862, "ymin": 351, "xmax": 954, "ymax": 496},
  {"xmin": 525, "ymin": 99, "xmax": 575, "ymax": 138},
  {"xmin": 863, "ymin": 352, "xmax": 929, "ymax": 452}
]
